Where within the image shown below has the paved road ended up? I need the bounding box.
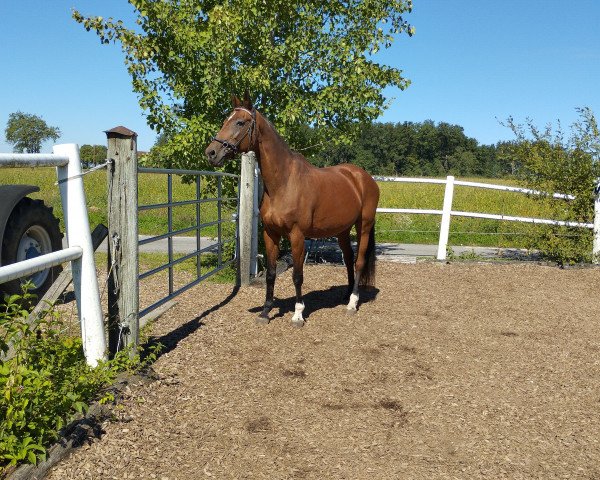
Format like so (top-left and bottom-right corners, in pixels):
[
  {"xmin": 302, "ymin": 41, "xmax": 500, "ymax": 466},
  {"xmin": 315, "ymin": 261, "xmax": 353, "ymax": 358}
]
[
  {"xmin": 87, "ymin": 235, "xmax": 219, "ymax": 254},
  {"xmin": 83, "ymin": 236, "xmax": 534, "ymax": 263}
]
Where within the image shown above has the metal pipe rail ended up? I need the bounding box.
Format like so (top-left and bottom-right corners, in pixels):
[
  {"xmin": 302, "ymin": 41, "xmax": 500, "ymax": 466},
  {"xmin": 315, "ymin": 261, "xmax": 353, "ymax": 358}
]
[
  {"xmin": 0, "ymin": 145, "xmax": 106, "ymax": 366},
  {"xmin": 138, "ymin": 166, "xmax": 239, "ymax": 178},
  {"xmin": 138, "ymin": 242, "xmax": 223, "ymax": 281},
  {"xmin": 137, "ymin": 166, "xmax": 242, "ymax": 317},
  {"xmin": 138, "ymin": 196, "xmax": 237, "ymax": 212},
  {"xmin": 0, "ymin": 153, "xmax": 69, "ymax": 167},
  {"xmin": 0, "ymin": 247, "xmax": 82, "ymax": 284},
  {"xmin": 138, "ymin": 261, "xmax": 235, "ymax": 319},
  {"xmin": 138, "ymin": 220, "xmax": 229, "ymax": 246}
]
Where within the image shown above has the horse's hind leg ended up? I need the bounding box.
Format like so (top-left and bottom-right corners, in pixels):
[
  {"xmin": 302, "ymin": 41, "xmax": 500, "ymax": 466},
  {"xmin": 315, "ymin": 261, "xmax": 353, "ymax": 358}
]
[
  {"xmin": 346, "ymin": 218, "xmax": 375, "ymax": 313},
  {"xmin": 258, "ymin": 227, "xmax": 280, "ymax": 323},
  {"xmin": 289, "ymin": 228, "xmax": 306, "ymax": 327},
  {"xmin": 337, "ymin": 229, "xmax": 354, "ymax": 299}
]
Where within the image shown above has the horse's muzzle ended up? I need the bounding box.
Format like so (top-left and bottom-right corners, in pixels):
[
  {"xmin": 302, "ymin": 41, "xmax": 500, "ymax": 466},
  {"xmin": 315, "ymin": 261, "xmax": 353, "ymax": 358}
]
[{"xmin": 205, "ymin": 143, "xmax": 225, "ymax": 167}]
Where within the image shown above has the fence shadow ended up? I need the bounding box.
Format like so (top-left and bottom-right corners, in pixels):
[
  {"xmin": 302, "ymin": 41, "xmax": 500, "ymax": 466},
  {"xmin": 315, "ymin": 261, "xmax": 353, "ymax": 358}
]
[
  {"xmin": 248, "ymin": 285, "xmax": 379, "ymax": 321},
  {"xmin": 145, "ymin": 285, "xmax": 240, "ymax": 359}
]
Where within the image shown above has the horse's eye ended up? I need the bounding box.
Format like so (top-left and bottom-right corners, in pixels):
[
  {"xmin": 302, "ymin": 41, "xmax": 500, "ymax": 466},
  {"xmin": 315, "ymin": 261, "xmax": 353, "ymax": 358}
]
[{"xmin": 236, "ymin": 120, "xmax": 246, "ymax": 126}]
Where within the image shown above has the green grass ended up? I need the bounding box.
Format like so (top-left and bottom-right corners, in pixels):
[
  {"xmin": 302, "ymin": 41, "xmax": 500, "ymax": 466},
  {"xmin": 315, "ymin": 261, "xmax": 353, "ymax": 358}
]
[
  {"xmin": 0, "ymin": 168, "xmax": 237, "ymax": 238},
  {"xmin": 1, "ymin": 167, "xmax": 566, "ymax": 249}
]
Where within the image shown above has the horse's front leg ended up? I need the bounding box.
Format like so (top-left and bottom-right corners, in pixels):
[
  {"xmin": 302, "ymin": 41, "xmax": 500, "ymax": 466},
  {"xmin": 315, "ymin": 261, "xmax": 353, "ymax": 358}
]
[
  {"xmin": 258, "ymin": 227, "xmax": 280, "ymax": 324},
  {"xmin": 290, "ymin": 229, "xmax": 306, "ymax": 327}
]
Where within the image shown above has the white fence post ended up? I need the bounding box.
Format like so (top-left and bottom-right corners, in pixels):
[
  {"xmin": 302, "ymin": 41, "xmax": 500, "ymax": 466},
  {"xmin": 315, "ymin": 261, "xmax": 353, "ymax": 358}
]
[
  {"xmin": 54, "ymin": 144, "xmax": 106, "ymax": 367},
  {"xmin": 239, "ymin": 152, "xmax": 256, "ymax": 285},
  {"xmin": 593, "ymin": 179, "xmax": 600, "ymax": 263},
  {"xmin": 437, "ymin": 175, "xmax": 455, "ymax": 260}
]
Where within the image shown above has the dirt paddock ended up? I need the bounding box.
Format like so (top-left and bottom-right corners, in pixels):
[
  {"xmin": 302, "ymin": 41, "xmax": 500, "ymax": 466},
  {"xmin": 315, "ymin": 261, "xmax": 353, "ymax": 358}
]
[{"xmin": 48, "ymin": 261, "xmax": 600, "ymax": 479}]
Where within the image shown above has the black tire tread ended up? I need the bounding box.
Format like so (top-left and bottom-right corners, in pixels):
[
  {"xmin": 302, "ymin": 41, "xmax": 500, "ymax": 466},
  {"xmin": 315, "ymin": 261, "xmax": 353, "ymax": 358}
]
[{"xmin": 1, "ymin": 197, "xmax": 63, "ymax": 299}]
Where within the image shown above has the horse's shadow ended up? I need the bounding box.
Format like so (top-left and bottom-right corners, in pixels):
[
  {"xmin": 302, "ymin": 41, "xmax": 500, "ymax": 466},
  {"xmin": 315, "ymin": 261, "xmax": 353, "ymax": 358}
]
[{"xmin": 248, "ymin": 285, "xmax": 379, "ymax": 320}]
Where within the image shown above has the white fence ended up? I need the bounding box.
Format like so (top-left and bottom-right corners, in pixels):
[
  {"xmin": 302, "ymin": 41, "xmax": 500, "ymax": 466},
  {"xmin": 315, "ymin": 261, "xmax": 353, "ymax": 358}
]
[
  {"xmin": 374, "ymin": 175, "xmax": 600, "ymax": 261},
  {"xmin": 0, "ymin": 144, "xmax": 105, "ymax": 366}
]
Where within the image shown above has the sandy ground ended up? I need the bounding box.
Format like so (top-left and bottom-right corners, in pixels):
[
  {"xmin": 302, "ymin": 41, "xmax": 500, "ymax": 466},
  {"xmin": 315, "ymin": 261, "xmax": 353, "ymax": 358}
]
[{"xmin": 46, "ymin": 261, "xmax": 600, "ymax": 480}]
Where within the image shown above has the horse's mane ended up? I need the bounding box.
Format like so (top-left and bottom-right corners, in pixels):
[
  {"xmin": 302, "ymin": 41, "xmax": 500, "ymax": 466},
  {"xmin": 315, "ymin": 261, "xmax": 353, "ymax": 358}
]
[{"xmin": 258, "ymin": 111, "xmax": 307, "ymax": 162}]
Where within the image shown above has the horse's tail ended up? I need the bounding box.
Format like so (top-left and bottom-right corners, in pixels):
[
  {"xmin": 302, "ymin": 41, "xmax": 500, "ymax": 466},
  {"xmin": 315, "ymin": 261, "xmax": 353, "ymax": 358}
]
[{"xmin": 359, "ymin": 225, "xmax": 376, "ymax": 288}]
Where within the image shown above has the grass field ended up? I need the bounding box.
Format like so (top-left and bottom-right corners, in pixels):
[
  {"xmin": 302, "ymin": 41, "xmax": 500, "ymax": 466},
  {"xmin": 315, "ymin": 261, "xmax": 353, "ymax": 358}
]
[
  {"xmin": 0, "ymin": 167, "xmax": 569, "ymax": 249},
  {"xmin": 0, "ymin": 167, "xmax": 237, "ymax": 239}
]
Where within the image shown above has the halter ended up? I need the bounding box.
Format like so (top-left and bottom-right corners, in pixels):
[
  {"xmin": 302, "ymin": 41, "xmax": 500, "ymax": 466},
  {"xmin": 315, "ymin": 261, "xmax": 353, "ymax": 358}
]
[{"xmin": 211, "ymin": 107, "xmax": 256, "ymax": 155}]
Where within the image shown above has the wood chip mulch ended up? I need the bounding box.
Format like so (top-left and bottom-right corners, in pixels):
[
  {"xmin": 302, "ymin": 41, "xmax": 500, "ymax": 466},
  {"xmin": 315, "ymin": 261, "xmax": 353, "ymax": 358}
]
[{"xmin": 45, "ymin": 261, "xmax": 600, "ymax": 479}]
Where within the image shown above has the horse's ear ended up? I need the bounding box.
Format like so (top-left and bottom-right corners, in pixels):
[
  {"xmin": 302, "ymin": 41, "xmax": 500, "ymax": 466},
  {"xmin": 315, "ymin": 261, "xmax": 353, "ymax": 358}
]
[
  {"xmin": 242, "ymin": 89, "xmax": 253, "ymax": 110},
  {"xmin": 231, "ymin": 94, "xmax": 241, "ymax": 108}
]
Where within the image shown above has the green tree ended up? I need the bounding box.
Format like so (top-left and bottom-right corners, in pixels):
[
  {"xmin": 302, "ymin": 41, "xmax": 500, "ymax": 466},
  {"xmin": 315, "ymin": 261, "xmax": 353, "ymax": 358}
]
[
  {"xmin": 4, "ymin": 112, "xmax": 61, "ymax": 153},
  {"xmin": 495, "ymin": 141, "xmax": 521, "ymax": 176},
  {"xmin": 73, "ymin": 0, "xmax": 414, "ymax": 173},
  {"xmin": 310, "ymin": 119, "xmax": 504, "ymax": 177},
  {"xmin": 504, "ymin": 107, "xmax": 600, "ymax": 264},
  {"xmin": 79, "ymin": 144, "xmax": 108, "ymax": 168}
]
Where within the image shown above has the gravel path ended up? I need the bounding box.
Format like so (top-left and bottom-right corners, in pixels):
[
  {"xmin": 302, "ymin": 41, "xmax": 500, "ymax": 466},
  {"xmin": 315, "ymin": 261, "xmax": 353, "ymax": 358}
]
[{"xmin": 47, "ymin": 261, "xmax": 600, "ymax": 479}]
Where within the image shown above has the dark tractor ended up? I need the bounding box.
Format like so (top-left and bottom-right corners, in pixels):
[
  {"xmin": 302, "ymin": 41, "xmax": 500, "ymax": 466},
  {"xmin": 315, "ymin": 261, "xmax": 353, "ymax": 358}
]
[{"xmin": 0, "ymin": 185, "xmax": 63, "ymax": 299}]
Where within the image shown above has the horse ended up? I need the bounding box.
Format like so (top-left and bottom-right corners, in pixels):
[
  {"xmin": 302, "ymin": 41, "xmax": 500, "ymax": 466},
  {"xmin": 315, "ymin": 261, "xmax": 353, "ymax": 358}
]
[{"xmin": 205, "ymin": 92, "xmax": 380, "ymax": 327}]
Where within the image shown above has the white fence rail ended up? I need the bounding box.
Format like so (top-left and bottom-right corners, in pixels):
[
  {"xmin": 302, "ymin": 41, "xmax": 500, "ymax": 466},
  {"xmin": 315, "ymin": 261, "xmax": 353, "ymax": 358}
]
[
  {"xmin": 0, "ymin": 145, "xmax": 106, "ymax": 366},
  {"xmin": 374, "ymin": 175, "xmax": 600, "ymax": 262}
]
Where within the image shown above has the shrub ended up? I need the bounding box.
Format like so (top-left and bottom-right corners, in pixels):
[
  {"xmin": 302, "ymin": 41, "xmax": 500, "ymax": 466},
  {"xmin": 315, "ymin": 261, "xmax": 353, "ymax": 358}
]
[
  {"xmin": 0, "ymin": 289, "xmax": 158, "ymax": 474},
  {"xmin": 503, "ymin": 107, "xmax": 600, "ymax": 264}
]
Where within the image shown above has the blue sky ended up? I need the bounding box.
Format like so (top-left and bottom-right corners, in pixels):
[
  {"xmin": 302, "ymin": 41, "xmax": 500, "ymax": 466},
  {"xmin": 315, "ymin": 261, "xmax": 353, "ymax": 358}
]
[{"xmin": 1, "ymin": 0, "xmax": 599, "ymax": 153}]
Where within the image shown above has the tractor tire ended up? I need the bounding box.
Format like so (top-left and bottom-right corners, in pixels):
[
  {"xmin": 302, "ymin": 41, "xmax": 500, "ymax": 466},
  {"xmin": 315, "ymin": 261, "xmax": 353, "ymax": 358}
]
[{"xmin": 1, "ymin": 198, "xmax": 63, "ymax": 300}]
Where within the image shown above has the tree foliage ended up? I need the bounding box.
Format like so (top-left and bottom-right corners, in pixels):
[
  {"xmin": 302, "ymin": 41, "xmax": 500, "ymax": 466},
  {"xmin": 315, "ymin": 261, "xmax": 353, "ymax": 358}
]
[
  {"xmin": 309, "ymin": 120, "xmax": 512, "ymax": 177},
  {"xmin": 503, "ymin": 107, "xmax": 600, "ymax": 264},
  {"xmin": 79, "ymin": 144, "xmax": 108, "ymax": 168},
  {"xmin": 4, "ymin": 112, "xmax": 61, "ymax": 154},
  {"xmin": 73, "ymin": 0, "xmax": 414, "ymax": 172}
]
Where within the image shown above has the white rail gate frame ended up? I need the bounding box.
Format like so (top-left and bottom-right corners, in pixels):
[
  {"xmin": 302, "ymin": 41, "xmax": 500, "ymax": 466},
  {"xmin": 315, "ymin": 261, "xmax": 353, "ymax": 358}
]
[
  {"xmin": 374, "ymin": 175, "xmax": 600, "ymax": 262},
  {"xmin": 0, "ymin": 145, "xmax": 106, "ymax": 366}
]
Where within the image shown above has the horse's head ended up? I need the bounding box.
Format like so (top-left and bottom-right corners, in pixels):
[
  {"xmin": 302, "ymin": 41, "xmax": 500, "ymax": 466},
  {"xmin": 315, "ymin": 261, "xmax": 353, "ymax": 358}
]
[{"xmin": 206, "ymin": 92, "xmax": 256, "ymax": 166}]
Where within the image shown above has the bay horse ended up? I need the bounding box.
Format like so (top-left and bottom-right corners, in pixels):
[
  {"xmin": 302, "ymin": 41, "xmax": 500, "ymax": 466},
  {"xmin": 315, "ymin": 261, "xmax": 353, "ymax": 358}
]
[{"xmin": 206, "ymin": 93, "xmax": 379, "ymax": 327}]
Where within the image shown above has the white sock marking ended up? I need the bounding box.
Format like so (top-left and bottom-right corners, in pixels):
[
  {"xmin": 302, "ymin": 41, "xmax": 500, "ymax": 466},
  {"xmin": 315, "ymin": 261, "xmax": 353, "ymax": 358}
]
[
  {"xmin": 292, "ymin": 302, "xmax": 305, "ymax": 322},
  {"xmin": 347, "ymin": 293, "xmax": 359, "ymax": 311}
]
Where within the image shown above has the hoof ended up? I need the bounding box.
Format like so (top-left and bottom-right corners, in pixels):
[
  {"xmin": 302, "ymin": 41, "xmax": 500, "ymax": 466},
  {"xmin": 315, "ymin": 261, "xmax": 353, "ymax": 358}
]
[
  {"xmin": 346, "ymin": 308, "xmax": 357, "ymax": 315},
  {"xmin": 291, "ymin": 319, "xmax": 305, "ymax": 328},
  {"xmin": 256, "ymin": 314, "xmax": 270, "ymax": 325}
]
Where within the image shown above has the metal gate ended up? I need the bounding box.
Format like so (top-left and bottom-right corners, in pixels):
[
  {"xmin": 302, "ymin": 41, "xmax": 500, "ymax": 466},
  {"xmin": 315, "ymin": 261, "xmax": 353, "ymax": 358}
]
[
  {"xmin": 105, "ymin": 129, "xmax": 258, "ymax": 356},
  {"xmin": 137, "ymin": 167, "xmax": 240, "ymax": 318}
]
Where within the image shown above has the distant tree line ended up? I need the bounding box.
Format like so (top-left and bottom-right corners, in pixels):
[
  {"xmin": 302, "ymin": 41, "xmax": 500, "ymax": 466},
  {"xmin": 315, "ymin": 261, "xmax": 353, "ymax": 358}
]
[{"xmin": 305, "ymin": 120, "xmax": 513, "ymax": 178}]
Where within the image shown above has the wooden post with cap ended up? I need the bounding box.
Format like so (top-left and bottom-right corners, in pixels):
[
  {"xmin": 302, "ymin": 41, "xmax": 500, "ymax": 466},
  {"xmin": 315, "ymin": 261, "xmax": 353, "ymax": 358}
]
[
  {"xmin": 239, "ymin": 151, "xmax": 256, "ymax": 285},
  {"xmin": 105, "ymin": 126, "xmax": 139, "ymax": 357}
]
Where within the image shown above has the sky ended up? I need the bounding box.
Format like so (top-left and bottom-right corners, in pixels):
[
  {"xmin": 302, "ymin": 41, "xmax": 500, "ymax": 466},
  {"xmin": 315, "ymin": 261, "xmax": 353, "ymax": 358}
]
[{"xmin": 0, "ymin": 0, "xmax": 599, "ymax": 154}]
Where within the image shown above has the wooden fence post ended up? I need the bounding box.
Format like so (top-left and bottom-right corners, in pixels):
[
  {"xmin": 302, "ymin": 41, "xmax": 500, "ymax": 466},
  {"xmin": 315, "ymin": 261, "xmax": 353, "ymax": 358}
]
[
  {"xmin": 238, "ymin": 152, "xmax": 256, "ymax": 285},
  {"xmin": 105, "ymin": 126, "xmax": 139, "ymax": 357}
]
